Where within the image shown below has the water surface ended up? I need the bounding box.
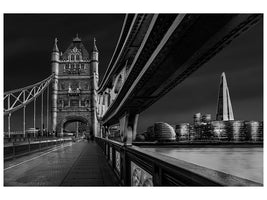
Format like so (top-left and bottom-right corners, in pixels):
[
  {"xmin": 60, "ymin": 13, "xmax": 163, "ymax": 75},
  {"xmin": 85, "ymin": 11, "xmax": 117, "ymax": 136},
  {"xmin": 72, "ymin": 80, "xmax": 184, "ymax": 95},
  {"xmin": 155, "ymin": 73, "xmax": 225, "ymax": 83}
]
[{"xmin": 145, "ymin": 147, "xmax": 263, "ymax": 184}]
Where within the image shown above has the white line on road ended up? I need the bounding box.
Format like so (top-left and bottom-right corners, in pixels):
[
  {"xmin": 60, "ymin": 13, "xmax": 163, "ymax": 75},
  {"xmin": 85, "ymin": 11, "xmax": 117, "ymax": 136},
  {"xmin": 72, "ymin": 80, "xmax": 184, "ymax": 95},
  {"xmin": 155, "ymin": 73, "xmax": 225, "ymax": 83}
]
[{"xmin": 4, "ymin": 143, "xmax": 73, "ymax": 171}]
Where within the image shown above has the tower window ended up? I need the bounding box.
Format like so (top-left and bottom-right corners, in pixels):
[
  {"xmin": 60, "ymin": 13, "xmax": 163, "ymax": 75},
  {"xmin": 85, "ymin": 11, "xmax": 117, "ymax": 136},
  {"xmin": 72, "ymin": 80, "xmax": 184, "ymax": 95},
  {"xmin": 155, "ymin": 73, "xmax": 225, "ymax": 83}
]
[{"xmin": 71, "ymin": 55, "xmax": 74, "ymax": 61}]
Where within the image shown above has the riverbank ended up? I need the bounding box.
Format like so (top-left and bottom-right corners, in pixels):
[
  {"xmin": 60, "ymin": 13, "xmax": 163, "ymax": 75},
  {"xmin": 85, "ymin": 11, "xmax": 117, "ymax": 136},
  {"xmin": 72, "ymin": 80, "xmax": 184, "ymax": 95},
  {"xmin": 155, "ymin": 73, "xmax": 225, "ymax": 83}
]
[{"xmin": 133, "ymin": 141, "xmax": 263, "ymax": 148}]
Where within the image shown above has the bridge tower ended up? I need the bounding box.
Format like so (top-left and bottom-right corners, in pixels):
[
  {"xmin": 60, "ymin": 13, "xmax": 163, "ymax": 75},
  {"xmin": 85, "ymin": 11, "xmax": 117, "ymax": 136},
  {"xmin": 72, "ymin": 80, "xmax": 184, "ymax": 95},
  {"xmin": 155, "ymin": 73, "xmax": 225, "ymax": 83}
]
[
  {"xmin": 51, "ymin": 35, "xmax": 99, "ymax": 137},
  {"xmin": 90, "ymin": 38, "xmax": 99, "ymax": 137}
]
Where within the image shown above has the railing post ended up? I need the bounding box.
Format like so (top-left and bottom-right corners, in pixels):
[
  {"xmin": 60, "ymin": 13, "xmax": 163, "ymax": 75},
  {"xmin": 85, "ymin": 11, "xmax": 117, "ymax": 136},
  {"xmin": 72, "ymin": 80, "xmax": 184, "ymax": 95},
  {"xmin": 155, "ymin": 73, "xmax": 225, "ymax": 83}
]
[
  {"xmin": 152, "ymin": 164, "xmax": 162, "ymax": 186},
  {"xmin": 28, "ymin": 137, "xmax": 31, "ymax": 152},
  {"xmin": 121, "ymin": 147, "xmax": 128, "ymax": 186},
  {"xmin": 13, "ymin": 142, "xmax": 15, "ymax": 158}
]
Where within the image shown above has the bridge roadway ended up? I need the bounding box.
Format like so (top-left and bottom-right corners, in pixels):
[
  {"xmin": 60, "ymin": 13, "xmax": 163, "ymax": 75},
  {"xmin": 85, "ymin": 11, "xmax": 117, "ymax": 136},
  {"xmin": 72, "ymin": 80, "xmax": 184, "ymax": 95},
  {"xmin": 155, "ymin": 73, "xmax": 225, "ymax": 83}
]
[{"xmin": 4, "ymin": 140, "xmax": 118, "ymax": 186}]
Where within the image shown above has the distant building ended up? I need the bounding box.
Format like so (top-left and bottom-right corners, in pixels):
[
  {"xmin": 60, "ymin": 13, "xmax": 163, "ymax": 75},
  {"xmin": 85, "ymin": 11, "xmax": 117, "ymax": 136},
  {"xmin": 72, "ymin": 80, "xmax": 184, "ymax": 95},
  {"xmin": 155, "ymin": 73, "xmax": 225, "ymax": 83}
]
[
  {"xmin": 154, "ymin": 122, "xmax": 176, "ymax": 141},
  {"xmin": 216, "ymin": 72, "xmax": 234, "ymax": 121},
  {"xmin": 175, "ymin": 123, "xmax": 190, "ymax": 141},
  {"xmin": 245, "ymin": 121, "xmax": 263, "ymax": 141},
  {"xmin": 193, "ymin": 113, "xmax": 202, "ymax": 125},
  {"xmin": 142, "ymin": 119, "xmax": 263, "ymax": 142},
  {"xmin": 202, "ymin": 114, "xmax": 211, "ymax": 124},
  {"xmin": 211, "ymin": 121, "xmax": 229, "ymax": 141},
  {"xmin": 231, "ymin": 120, "xmax": 246, "ymax": 141},
  {"xmin": 139, "ymin": 72, "xmax": 263, "ymax": 143}
]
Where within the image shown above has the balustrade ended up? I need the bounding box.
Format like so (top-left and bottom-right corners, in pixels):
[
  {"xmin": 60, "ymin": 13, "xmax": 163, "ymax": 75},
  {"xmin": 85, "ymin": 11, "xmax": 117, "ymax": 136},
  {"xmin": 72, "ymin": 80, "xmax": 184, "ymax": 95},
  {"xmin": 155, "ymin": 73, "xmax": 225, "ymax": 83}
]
[{"xmin": 95, "ymin": 137, "xmax": 262, "ymax": 186}]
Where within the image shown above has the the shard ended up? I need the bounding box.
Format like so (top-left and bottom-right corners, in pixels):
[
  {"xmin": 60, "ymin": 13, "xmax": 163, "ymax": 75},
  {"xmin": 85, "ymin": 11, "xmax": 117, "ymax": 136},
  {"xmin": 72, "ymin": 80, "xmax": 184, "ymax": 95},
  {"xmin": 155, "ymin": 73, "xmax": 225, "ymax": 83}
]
[{"xmin": 216, "ymin": 72, "xmax": 234, "ymax": 121}]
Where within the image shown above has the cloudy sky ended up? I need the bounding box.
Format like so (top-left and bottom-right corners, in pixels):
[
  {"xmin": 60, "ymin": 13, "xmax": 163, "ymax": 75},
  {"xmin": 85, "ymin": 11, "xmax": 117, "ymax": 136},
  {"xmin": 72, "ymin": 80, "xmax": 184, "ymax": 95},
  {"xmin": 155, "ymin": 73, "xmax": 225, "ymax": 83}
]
[{"xmin": 4, "ymin": 14, "xmax": 263, "ymax": 132}]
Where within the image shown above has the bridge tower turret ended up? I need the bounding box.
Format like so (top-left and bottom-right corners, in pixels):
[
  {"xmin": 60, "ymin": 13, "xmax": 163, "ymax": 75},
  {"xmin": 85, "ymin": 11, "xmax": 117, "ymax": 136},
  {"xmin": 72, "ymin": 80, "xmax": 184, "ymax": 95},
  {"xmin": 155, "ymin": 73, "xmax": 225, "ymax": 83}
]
[
  {"xmin": 91, "ymin": 37, "xmax": 99, "ymax": 86},
  {"xmin": 90, "ymin": 37, "xmax": 99, "ymax": 137},
  {"xmin": 51, "ymin": 38, "xmax": 60, "ymax": 135}
]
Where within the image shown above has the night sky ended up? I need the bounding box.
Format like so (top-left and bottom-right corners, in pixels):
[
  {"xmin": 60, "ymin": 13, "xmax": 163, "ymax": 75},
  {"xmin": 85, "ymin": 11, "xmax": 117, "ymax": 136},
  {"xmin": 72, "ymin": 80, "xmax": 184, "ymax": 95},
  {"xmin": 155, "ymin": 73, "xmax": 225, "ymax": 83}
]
[{"xmin": 4, "ymin": 14, "xmax": 263, "ymax": 132}]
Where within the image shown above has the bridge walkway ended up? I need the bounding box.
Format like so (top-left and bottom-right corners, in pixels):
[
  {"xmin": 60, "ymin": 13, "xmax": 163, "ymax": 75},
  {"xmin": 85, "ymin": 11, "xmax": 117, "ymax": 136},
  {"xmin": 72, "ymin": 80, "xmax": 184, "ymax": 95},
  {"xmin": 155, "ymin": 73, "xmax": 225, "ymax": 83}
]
[
  {"xmin": 4, "ymin": 140, "xmax": 118, "ymax": 186},
  {"xmin": 60, "ymin": 141, "xmax": 118, "ymax": 186}
]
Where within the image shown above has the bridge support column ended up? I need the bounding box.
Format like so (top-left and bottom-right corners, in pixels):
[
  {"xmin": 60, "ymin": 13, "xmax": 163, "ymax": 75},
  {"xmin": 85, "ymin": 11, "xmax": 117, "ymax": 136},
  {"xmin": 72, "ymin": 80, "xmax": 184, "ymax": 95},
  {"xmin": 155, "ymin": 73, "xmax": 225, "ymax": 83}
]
[
  {"xmin": 8, "ymin": 113, "xmax": 11, "ymax": 138},
  {"xmin": 104, "ymin": 126, "xmax": 109, "ymax": 139},
  {"xmin": 119, "ymin": 112, "xmax": 139, "ymax": 145}
]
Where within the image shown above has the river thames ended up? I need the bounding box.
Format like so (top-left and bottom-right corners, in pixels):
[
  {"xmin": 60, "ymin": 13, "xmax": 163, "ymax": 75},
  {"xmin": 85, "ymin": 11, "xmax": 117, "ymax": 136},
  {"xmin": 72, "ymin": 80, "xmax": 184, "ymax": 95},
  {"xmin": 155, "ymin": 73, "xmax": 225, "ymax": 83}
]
[{"xmin": 145, "ymin": 147, "xmax": 263, "ymax": 184}]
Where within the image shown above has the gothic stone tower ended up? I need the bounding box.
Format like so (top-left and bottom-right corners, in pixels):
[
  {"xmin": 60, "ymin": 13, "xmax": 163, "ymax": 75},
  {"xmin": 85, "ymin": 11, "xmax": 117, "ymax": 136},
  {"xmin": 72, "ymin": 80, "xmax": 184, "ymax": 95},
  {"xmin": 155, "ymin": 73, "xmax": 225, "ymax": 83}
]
[{"xmin": 51, "ymin": 35, "xmax": 99, "ymax": 136}]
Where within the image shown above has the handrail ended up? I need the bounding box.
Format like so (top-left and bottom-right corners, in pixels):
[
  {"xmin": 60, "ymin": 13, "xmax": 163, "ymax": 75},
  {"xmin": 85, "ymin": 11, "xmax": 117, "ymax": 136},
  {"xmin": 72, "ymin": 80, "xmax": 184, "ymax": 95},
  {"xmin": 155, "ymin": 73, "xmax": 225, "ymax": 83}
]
[{"xmin": 96, "ymin": 137, "xmax": 262, "ymax": 186}]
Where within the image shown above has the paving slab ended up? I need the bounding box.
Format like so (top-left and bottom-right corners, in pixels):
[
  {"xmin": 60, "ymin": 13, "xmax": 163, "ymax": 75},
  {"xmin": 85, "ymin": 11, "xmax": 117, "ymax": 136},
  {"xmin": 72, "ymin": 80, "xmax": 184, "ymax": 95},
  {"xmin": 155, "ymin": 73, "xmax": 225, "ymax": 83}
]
[{"xmin": 60, "ymin": 142, "xmax": 119, "ymax": 186}]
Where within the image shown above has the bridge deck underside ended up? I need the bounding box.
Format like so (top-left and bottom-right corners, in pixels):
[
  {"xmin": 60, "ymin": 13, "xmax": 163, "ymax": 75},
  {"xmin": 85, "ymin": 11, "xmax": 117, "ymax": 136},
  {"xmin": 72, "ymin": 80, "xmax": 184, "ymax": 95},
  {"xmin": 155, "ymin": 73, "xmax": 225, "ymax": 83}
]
[{"xmin": 102, "ymin": 14, "xmax": 261, "ymax": 125}]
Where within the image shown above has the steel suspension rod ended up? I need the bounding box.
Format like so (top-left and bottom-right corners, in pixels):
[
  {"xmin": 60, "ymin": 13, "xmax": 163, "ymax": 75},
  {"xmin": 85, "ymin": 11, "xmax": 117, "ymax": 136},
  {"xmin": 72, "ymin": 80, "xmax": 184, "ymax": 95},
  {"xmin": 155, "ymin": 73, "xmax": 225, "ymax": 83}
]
[
  {"xmin": 33, "ymin": 97, "xmax": 36, "ymax": 138},
  {"xmin": 41, "ymin": 91, "xmax": 44, "ymax": 137},
  {"xmin": 46, "ymin": 86, "xmax": 49, "ymax": 134},
  {"xmin": 23, "ymin": 106, "xmax": 26, "ymax": 138}
]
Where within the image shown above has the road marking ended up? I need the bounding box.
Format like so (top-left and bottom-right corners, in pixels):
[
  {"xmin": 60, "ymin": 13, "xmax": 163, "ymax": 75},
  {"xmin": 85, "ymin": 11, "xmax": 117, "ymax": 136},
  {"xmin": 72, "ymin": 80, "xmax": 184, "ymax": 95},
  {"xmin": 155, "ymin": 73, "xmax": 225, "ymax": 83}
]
[{"xmin": 4, "ymin": 143, "xmax": 73, "ymax": 171}]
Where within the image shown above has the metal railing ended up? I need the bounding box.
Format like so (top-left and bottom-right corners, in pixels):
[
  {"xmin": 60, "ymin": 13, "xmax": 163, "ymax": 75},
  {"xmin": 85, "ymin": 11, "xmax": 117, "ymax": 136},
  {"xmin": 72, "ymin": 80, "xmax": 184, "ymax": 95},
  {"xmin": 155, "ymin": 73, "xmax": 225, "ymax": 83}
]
[
  {"xmin": 95, "ymin": 137, "xmax": 262, "ymax": 186},
  {"xmin": 4, "ymin": 137, "xmax": 72, "ymax": 160}
]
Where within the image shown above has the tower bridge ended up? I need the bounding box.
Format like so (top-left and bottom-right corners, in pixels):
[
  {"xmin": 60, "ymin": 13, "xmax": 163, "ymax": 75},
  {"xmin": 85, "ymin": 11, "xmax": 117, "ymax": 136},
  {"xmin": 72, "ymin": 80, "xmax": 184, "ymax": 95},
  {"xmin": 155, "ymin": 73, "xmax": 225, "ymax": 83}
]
[
  {"xmin": 3, "ymin": 14, "xmax": 262, "ymax": 186},
  {"xmin": 51, "ymin": 34, "xmax": 98, "ymax": 137}
]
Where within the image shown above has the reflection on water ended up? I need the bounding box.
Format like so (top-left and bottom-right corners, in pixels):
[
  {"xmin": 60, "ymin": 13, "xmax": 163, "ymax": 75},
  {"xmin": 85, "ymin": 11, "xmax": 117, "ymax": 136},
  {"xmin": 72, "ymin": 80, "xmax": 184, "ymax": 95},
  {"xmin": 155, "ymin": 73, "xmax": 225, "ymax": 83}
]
[{"xmin": 145, "ymin": 147, "xmax": 263, "ymax": 184}]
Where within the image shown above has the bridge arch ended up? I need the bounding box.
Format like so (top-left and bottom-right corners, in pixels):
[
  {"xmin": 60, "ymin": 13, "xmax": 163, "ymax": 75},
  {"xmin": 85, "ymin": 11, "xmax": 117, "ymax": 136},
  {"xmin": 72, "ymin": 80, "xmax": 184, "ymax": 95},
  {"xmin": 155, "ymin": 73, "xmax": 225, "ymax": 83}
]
[{"xmin": 56, "ymin": 115, "xmax": 91, "ymax": 135}]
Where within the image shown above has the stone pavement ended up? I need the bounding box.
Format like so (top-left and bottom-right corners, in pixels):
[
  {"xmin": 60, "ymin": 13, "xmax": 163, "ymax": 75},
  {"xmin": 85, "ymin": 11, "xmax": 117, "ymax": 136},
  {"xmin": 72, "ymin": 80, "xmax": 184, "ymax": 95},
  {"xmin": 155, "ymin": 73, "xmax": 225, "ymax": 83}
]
[{"xmin": 60, "ymin": 141, "xmax": 119, "ymax": 186}]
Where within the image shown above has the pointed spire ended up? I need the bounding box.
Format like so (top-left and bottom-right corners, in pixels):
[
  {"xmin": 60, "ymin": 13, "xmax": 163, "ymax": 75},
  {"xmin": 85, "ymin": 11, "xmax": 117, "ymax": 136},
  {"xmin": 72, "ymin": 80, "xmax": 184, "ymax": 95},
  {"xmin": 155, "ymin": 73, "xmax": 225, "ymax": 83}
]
[
  {"xmin": 52, "ymin": 38, "xmax": 59, "ymax": 52},
  {"xmin": 216, "ymin": 72, "xmax": 234, "ymax": 121},
  {"xmin": 73, "ymin": 33, "xmax": 81, "ymax": 42},
  {"xmin": 92, "ymin": 37, "xmax": 98, "ymax": 52}
]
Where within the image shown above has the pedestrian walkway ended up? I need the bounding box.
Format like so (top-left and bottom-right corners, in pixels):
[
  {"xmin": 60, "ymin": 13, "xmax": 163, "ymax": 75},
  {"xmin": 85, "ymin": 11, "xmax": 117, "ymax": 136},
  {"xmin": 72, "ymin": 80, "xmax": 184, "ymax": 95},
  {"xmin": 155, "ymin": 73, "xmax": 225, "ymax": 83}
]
[{"xmin": 60, "ymin": 141, "xmax": 119, "ymax": 186}]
